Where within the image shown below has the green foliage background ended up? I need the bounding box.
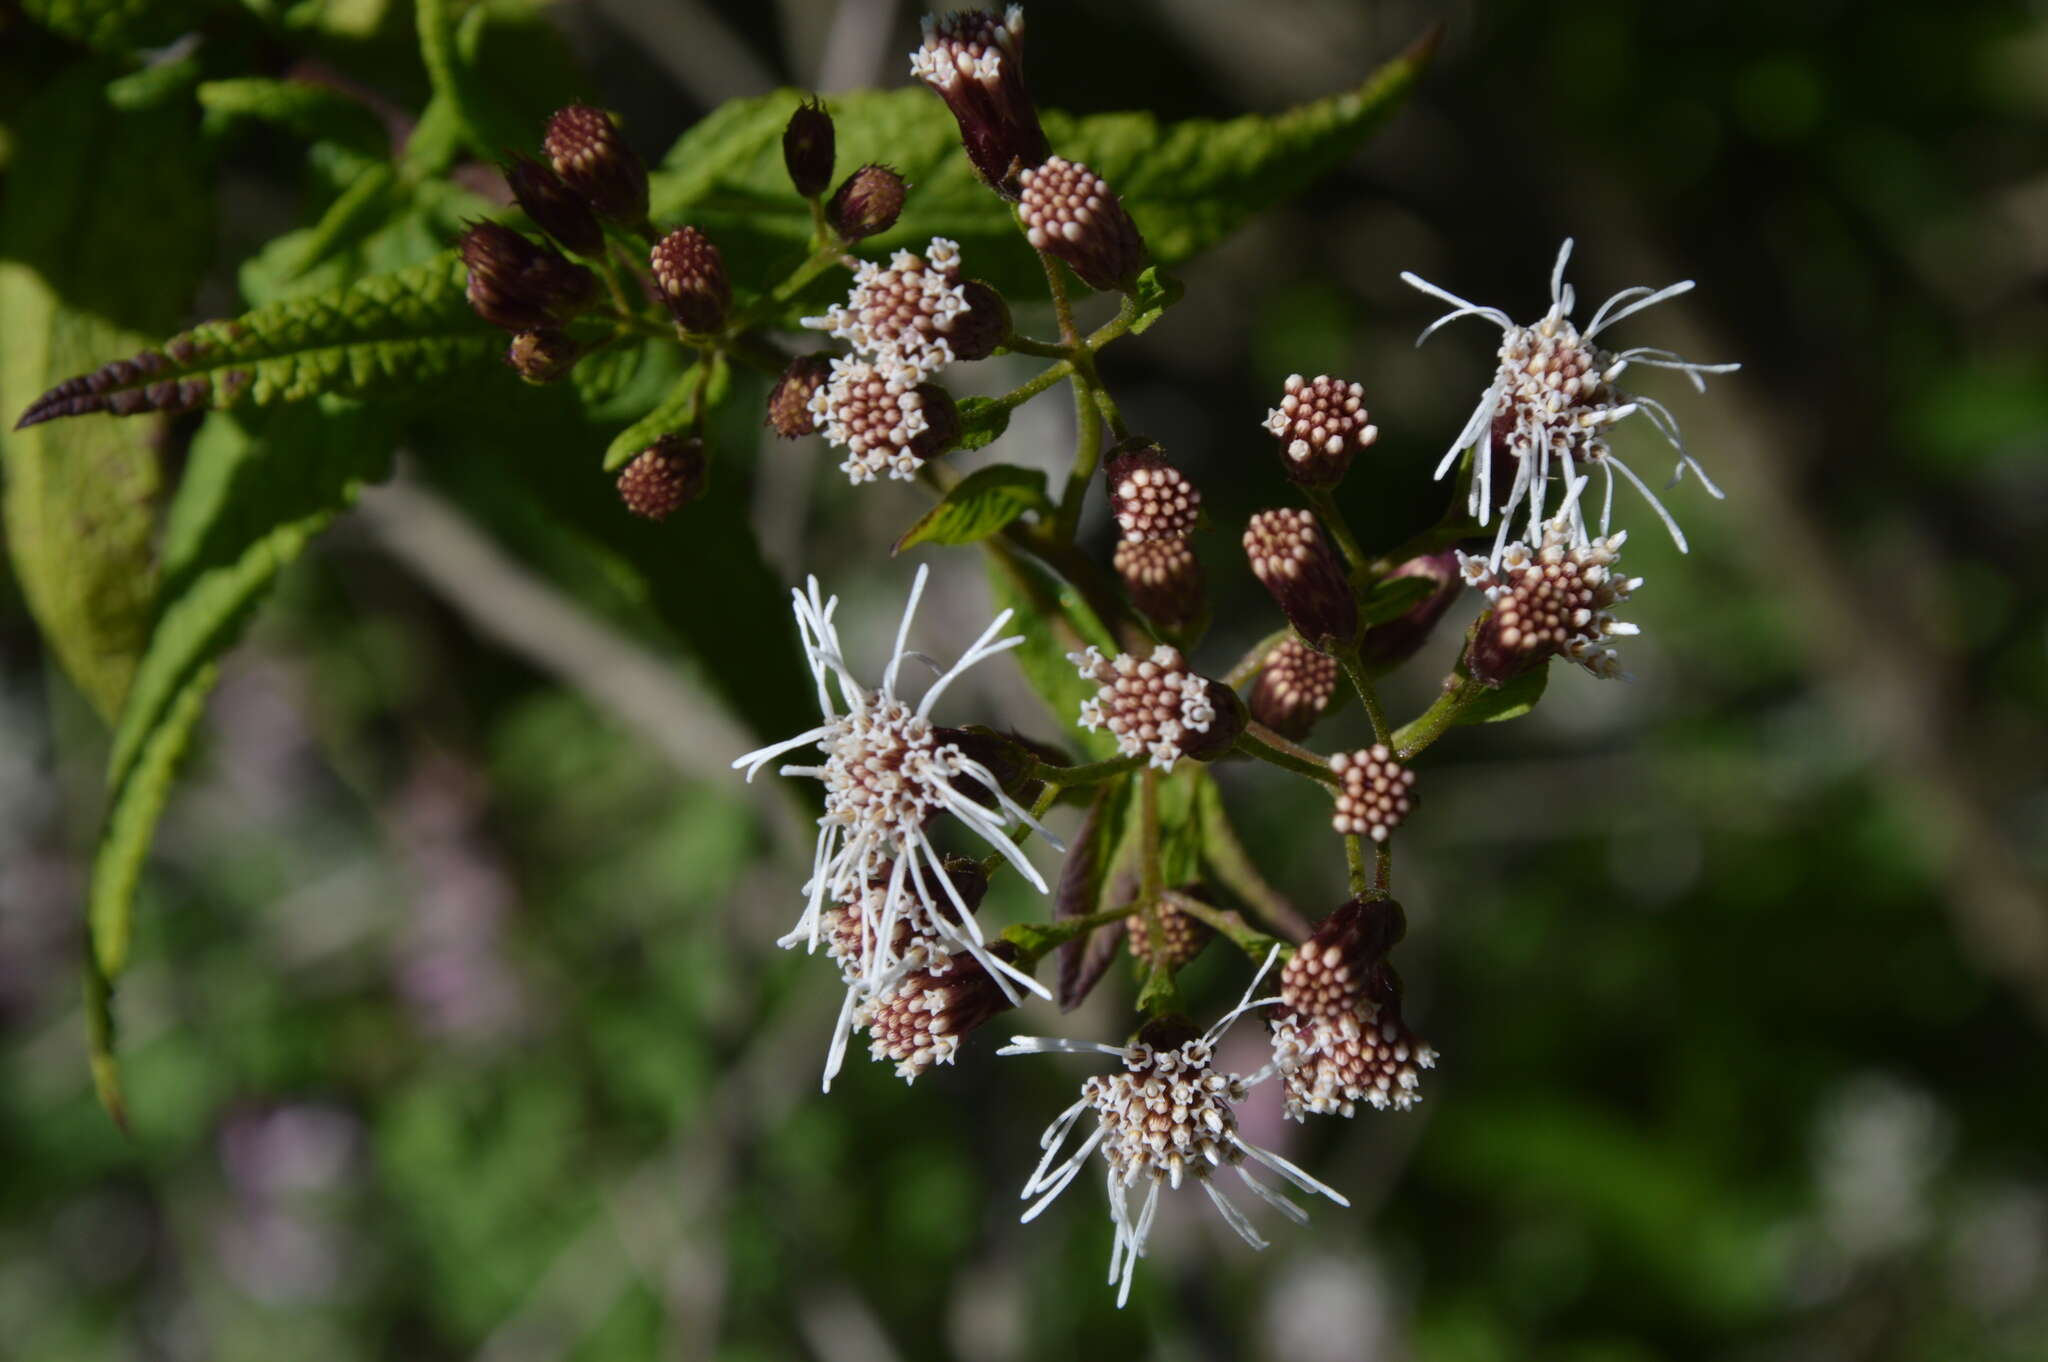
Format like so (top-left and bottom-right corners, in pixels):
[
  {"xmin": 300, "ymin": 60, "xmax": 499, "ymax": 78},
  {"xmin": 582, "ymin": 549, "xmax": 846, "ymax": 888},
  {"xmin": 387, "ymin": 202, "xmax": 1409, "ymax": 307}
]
[{"xmin": 1, "ymin": 2, "xmax": 2044, "ymax": 1360}]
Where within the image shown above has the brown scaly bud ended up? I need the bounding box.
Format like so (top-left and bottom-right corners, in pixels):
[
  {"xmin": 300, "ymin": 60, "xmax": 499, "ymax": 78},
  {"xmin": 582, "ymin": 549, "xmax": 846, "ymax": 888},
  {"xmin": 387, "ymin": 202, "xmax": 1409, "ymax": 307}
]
[
  {"xmin": 504, "ymin": 154, "xmax": 604, "ymax": 257},
  {"xmin": 907, "ymin": 5, "xmax": 1050, "ymax": 197},
  {"xmin": 827, "ymin": 164, "xmax": 907, "ymax": 241},
  {"xmin": 1267, "ymin": 900, "xmax": 1435, "ymax": 1119},
  {"xmin": 1262, "ymin": 373, "xmax": 1379, "ymax": 487},
  {"xmin": 858, "ymin": 941, "xmax": 1020, "ymax": 1082},
  {"xmin": 1112, "ymin": 535, "xmax": 1204, "ymax": 629},
  {"xmin": 1105, "ymin": 441, "xmax": 1200, "ymax": 542},
  {"xmin": 460, "ymin": 221, "xmax": 597, "ymax": 332},
  {"xmin": 1329, "ymin": 745, "xmax": 1415, "ymax": 844},
  {"xmin": 616, "ymin": 435, "xmax": 708, "ymax": 521},
  {"xmin": 782, "ymin": 97, "xmax": 836, "ymax": 198},
  {"xmin": 1017, "ymin": 156, "xmax": 1145, "ymax": 292},
  {"xmin": 650, "ymin": 227, "xmax": 731, "ymax": 334},
  {"xmin": 544, "ymin": 104, "xmax": 648, "ymax": 225},
  {"xmin": 1460, "ymin": 520, "xmax": 1641, "ymax": 684},
  {"xmin": 1125, "ymin": 893, "xmax": 1214, "ymax": 972},
  {"xmin": 1358, "ymin": 552, "xmax": 1462, "ymax": 671},
  {"xmin": 505, "ymin": 329, "xmax": 579, "ymax": 384},
  {"xmin": 1249, "ymin": 635, "xmax": 1340, "ymax": 741},
  {"xmin": 949, "ymin": 280, "xmax": 1009, "ymax": 362},
  {"xmin": 767, "ymin": 353, "xmax": 834, "ymax": 438},
  {"xmin": 1243, "ymin": 508, "xmax": 1359, "ymax": 650}
]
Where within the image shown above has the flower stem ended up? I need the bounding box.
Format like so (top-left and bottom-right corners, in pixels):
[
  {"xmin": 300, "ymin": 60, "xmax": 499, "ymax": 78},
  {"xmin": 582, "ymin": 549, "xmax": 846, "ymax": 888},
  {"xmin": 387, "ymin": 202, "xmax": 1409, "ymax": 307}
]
[
  {"xmin": 1135, "ymin": 767, "xmax": 1184, "ymax": 1017},
  {"xmin": 1163, "ymin": 891, "xmax": 1287, "ymax": 965},
  {"xmin": 1338, "ymin": 649, "xmax": 1394, "ymax": 747},
  {"xmin": 1053, "ymin": 367, "xmax": 1104, "ymax": 545},
  {"xmin": 1344, "ymin": 834, "xmax": 1367, "ymax": 895},
  {"xmin": 1031, "ymin": 752, "xmax": 1143, "ymax": 787},
  {"xmin": 1302, "ymin": 484, "xmax": 1373, "ymax": 581},
  {"xmin": 1235, "ymin": 723, "xmax": 1338, "ymax": 787},
  {"xmin": 1391, "ymin": 674, "xmax": 1487, "ymax": 761}
]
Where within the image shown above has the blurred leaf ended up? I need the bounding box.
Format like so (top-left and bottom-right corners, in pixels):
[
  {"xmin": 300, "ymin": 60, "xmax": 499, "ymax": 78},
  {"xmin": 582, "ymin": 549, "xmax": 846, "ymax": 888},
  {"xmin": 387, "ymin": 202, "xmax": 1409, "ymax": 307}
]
[
  {"xmin": 647, "ymin": 32, "xmax": 1436, "ymax": 303},
  {"xmin": 197, "ymin": 76, "xmax": 388, "ymax": 153},
  {"xmin": 0, "ymin": 63, "xmax": 212, "ymax": 720},
  {"xmin": 601, "ymin": 357, "xmax": 719, "ymax": 471},
  {"xmin": 417, "ymin": 0, "xmax": 582, "ymax": 168},
  {"xmin": 1458, "ymin": 662, "xmax": 1550, "ymax": 726},
  {"xmin": 1361, "ymin": 572, "xmax": 1437, "ymax": 625},
  {"xmin": 20, "ymin": 0, "xmax": 213, "ymax": 50},
  {"xmin": 15, "ymin": 254, "xmax": 506, "ymax": 428},
  {"xmin": 1053, "ymin": 778, "xmax": 1134, "ymax": 1011},
  {"xmin": 894, "ymin": 463, "xmax": 1048, "ymax": 553},
  {"xmin": 91, "ymin": 404, "xmax": 393, "ymax": 986},
  {"xmin": 984, "ymin": 542, "xmax": 1120, "ymax": 759}
]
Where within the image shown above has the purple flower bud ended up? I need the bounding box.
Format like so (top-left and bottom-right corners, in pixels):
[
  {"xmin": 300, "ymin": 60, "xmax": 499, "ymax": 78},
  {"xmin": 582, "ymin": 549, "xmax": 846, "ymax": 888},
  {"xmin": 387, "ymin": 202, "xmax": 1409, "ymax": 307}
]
[
  {"xmin": 544, "ymin": 105, "xmax": 648, "ymax": 225},
  {"xmin": 766, "ymin": 353, "xmax": 834, "ymax": 438},
  {"xmin": 504, "ymin": 154, "xmax": 604, "ymax": 257},
  {"xmin": 649, "ymin": 227, "xmax": 731, "ymax": 334},
  {"xmin": 908, "ymin": 6, "xmax": 1050, "ymax": 198},
  {"xmin": 782, "ymin": 97, "xmax": 836, "ymax": 199},
  {"xmin": 1243, "ymin": 508, "xmax": 1359, "ymax": 650},
  {"xmin": 1263, "ymin": 373, "xmax": 1379, "ymax": 487},
  {"xmin": 505, "ymin": 328, "xmax": 579, "ymax": 384},
  {"xmin": 1248, "ymin": 635, "xmax": 1339, "ymax": 741},
  {"xmin": 617, "ymin": 435, "xmax": 708, "ymax": 520},
  {"xmin": 827, "ymin": 164, "xmax": 907, "ymax": 241},
  {"xmin": 460, "ymin": 221, "xmax": 597, "ymax": 332},
  {"xmin": 1112, "ymin": 535, "xmax": 1204, "ymax": 629},
  {"xmin": 1017, "ymin": 156, "xmax": 1145, "ymax": 292}
]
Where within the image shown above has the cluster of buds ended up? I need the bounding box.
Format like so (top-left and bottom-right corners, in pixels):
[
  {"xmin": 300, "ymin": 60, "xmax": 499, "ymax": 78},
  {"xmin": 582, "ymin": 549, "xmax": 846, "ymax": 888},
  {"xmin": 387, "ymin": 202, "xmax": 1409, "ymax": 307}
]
[
  {"xmin": 807, "ymin": 358, "xmax": 960, "ymax": 484},
  {"xmin": 650, "ymin": 226, "xmax": 731, "ymax": 334},
  {"xmin": 1263, "ymin": 373, "xmax": 1378, "ymax": 487},
  {"xmin": 616, "ymin": 435, "xmax": 708, "ymax": 521},
  {"xmin": 459, "ymin": 220, "xmax": 596, "ymax": 383},
  {"xmin": 1329, "ymin": 745, "xmax": 1416, "ymax": 843},
  {"xmin": 1106, "ymin": 441, "xmax": 1205, "ymax": 627},
  {"xmin": 1018, "ymin": 156, "xmax": 1146, "ymax": 292},
  {"xmin": 803, "ymin": 237, "xmax": 1004, "ymax": 384},
  {"xmin": 1249, "ymin": 635, "xmax": 1339, "ymax": 740},
  {"xmin": 1268, "ymin": 899, "xmax": 1436, "ymax": 1119},
  {"xmin": 1125, "ymin": 892, "xmax": 1213, "ymax": 972},
  {"xmin": 1072, "ymin": 645, "xmax": 1240, "ymax": 771},
  {"xmin": 909, "ymin": 5, "xmax": 1050, "ymax": 196},
  {"xmin": 1243, "ymin": 508, "xmax": 1359, "ymax": 651}
]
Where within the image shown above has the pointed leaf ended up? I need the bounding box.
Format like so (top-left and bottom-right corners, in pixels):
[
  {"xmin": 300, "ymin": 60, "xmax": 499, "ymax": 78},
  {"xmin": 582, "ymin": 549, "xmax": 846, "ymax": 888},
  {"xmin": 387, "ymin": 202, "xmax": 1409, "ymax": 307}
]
[
  {"xmin": 1457, "ymin": 660, "xmax": 1550, "ymax": 726},
  {"xmin": 894, "ymin": 464, "xmax": 1047, "ymax": 554},
  {"xmin": 1360, "ymin": 572, "xmax": 1437, "ymax": 626}
]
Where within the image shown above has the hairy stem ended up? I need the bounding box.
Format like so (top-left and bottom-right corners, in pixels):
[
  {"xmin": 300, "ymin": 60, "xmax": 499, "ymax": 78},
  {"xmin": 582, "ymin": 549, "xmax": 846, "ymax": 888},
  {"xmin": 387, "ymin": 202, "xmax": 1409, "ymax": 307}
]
[
  {"xmin": 1339, "ymin": 650, "xmax": 1394, "ymax": 747},
  {"xmin": 1345, "ymin": 834, "xmax": 1368, "ymax": 896},
  {"xmin": 1031, "ymin": 752, "xmax": 1144, "ymax": 787},
  {"xmin": 1392, "ymin": 674, "xmax": 1487, "ymax": 761},
  {"xmin": 1235, "ymin": 723, "xmax": 1338, "ymax": 787},
  {"xmin": 1164, "ymin": 891, "xmax": 1287, "ymax": 965},
  {"xmin": 1302, "ymin": 484, "xmax": 1373, "ymax": 581}
]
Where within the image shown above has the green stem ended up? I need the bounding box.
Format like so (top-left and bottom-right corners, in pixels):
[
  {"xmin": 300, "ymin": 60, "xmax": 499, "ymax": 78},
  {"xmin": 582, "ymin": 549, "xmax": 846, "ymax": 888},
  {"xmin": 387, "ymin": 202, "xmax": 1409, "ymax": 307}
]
[
  {"xmin": 979, "ymin": 781, "xmax": 1064, "ymax": 881},
  {"xmin": 1391, "ymin": 675, "xmax": 1487, "ymax": 761},
  {"xmin": 1164, "ymin": 891, "xmax": 1286, "ymax": 965},
  {"xmin": 1222, "ymin": 626, "xmax": 1295, "ymax": 689},
  {"xmin": 1345, "ymin": 834, "xmax": 1368, "ymax": 896},
  {"xmin": 1338, "ymin": 650, "xmax": 1393, "ymax": 747},
  {"xmin": 1002, "ymin": 332, "xmax": 1069, "ymax": 359},
  {"xmin": 1235, "ymin": 723, "xmax": 1338, "ymax": 787},
  {"xmin": 1194, "ymin": 777, "xmax": 1312, "ymax": 941},
  {"xmin": 1135, "ymin": 767, "xmax": 1183, "ymax": 1018},
  {"xmin": 1031, "ymin": 752, "xmax": 1144, "ymax": 787},
  {"xmin": 1302, "ymin": 484, "xmax": 1373, "ymax": 581},
  {"xmin": 1374, "ymin": 839, "xmax": 1392, "ymax": 894},
  {"xmin": 1052, "ymin": 369, "xmax": 1104, "ymax": 545}
]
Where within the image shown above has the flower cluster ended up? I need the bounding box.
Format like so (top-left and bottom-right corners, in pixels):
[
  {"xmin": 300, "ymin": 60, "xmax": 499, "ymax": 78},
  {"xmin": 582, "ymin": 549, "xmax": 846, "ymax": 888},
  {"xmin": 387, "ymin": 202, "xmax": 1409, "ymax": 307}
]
[
  {"xmin": 803, "ymin": 238, "xmax": 998, "ymax": 384},
  {"xmin": 1268, "ymin": 899, "xmax": 1436, "ymax": 1119},
  {"xmin": 1072, "ymin": 645, "xmax": 1233, "ymax": 771},
  {"xmin": 1459, "ymin": 513, "xmax": 1643, "ymax": 682},
  {"xmin": 1107, "ymin": 441, "xmax": 1206, "ymax": 627},
  {"xmin": 1329, "ymin": 745, "xmax": 1416, "ymax": 843}
]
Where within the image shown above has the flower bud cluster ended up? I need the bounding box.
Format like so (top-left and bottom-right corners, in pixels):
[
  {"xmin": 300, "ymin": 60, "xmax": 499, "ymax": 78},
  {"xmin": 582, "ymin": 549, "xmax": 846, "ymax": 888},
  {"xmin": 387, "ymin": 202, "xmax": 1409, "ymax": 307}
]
[
  {"xmin": 1459, "ymin": 517, "xmax": 1641, "ymax": 683},
  {"xmin": 617, "ymin": 435, "xmax": 708, "ymax": 521},
  {"xmin": 1243, "ymin": 508, "xmax": 1358, "ymax": 650},
  {"xmin": 803, "ymin": 238, "xmax": 999, "ymax": 384},
  {"xmin": 1125, "ymin": 894, "xmax": 1212, "ymax": 972},
  {"xmin": 1268, "ymin": 899, "xmax": 1436, "ymax": 1119},
  {"xmin": 1329, "ymin": 745, "xmax": 1415, "ymax": 843},
  {"xmin": 1072, "ymin": 645, "xmax": 1239, "ymax": 771},
  {"xmin": 1019, "ymin": 155, "xmax": 1146, "ymax": 292},
  {"xmin": 1249, "ymin": 636, "xmax": 1339, "ymax": 740},
  {"xmin": 808, "ymin": 359, "xmax": 959, "ymax": 484},
  {"xmin": 909, "ymin": 5, "xmax": 1049, "ymax": 196},
  {"xmin": 1263, "ymin": 373, "xmax": 1377, "ymax": 487},
  {"xmin": 1106, "ymin": 441, "xmax": 1205, "ymax": 627}
]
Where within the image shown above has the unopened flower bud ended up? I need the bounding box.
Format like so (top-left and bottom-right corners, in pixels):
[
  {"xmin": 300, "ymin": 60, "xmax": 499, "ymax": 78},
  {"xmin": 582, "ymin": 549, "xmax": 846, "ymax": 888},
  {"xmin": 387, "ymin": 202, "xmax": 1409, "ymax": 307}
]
[
  {"xmin": 1112, "ymin": 535, "xmax": 1203, "ymax": 629},
  {"xmin": 617, "ymin": 434, "xmax": 707, "ymax": 520},
  {"xmin": 1263, "ymin": 373, "xmax": 1378, "ymax": 487},
  {"xmin": 1283, "ymin": 898, "xmax": 1408, "ymax": 1018},
  {"xmin": 859, "ymin": 941, "xmax": 1020, "ymax": 1081},
  {"xmin": 650, "ymin": 227, "xmax": 731, "ymax": 334},
  {"xmin": 908, "ymin": 5, "xmax": 1050, "ymax": 197},
  {"xmin": 1329, "ymin": 745, "xmax": 1415, "ymax": 843},
  {"xmin": 1105, "ymin": 440, "xmax": 1200, "ymax": 542},
  {"xmin": 782, "ymin": 97, "xmax": 836, "ymax": 198},
  {"xmin": 460, "ymin": 221, "xmax": 597, "ymax": 332},
  {"xmin": 544, "ymin": 104, "xmax": 648, "ymax": 225},
  {"xmin": 1018, "ymin": 156, "xmax": 1145, "ymax": 292},
  {"xmin": 505, "ymin": 328, "xmax": 579, "ymax": 384},
  {"xmin": 827, "ymin": 164, "xmax": 906, "ymax": 241},
  {"xmin": 1126, "ymin": 893, "xmax": 1213, "ymax": 972},
  {"xmin": 948, "ymin": 280, "xmax": 1008, "ymax": 362},
  {"xmin": 1358, "ymin": 552, "xmax": 1462, "ymax": 671},
  {"xmin": 1249, "ymin": 635, "xmax": 1339, "ymax": 741},
  {"xmin": 505, "ymin": 154, "xmax": 604, "ymax": 257},
  {"xmin": 767, "ymin": 353, "xmax": 834, "ymax": 438},
  {"xmin": 1243, "ymin": 508, "xmax": 1359, "ymax": 649}
]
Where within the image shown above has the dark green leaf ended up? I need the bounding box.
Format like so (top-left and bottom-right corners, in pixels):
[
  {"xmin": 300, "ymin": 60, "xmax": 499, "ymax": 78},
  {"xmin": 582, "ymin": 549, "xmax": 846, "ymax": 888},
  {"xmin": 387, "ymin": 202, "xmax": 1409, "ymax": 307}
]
[
  {"xmin": 984, "ymin": 543, "xmax": 1120, "ymax": 760},
  {"xmin": 0, "ymin": 64, "xmax": 212, "ymax": 719},
  {"xmin": 1361, "ymin": 572, "xmax": 1437, "ymax": 626},
  {"xmin": 894, "ymin": 464, "xmax": 1047, "ymax": 553},
  {"xmin": 197, "ymin": 76, "xmax": 389, "ymax": 151},
  {"xmin": 1457, "ymin": 661, "xmax": 1550, "ymax": 726},
  {"xmin": 954, "ymin": 396, "xmax": 1012, "ymax": 452}
]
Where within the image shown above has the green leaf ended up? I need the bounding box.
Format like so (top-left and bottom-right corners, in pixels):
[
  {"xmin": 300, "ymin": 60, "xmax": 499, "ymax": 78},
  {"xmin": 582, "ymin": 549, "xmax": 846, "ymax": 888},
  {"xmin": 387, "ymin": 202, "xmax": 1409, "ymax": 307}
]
[
  {"xmin": 197, "ymin": 76, "xmax": 388, "ymax": 153},
  {"xmin": 954, "ymin": 396, "xmax": 1012, "ymax": 453},
  {"xmin": 600, "ymin": 356, "xmax": 725, "ymax": 471},
  {"xmin": 15, "ymin": 253, "xmax": 507, "ymax": 428},
  {"xmin": 983, "ymin": 543, "xmax": 1121, "ymax": 760},
  {"xmin": 0, "ymin": 64, "xmax": 212, "ymax": 719},
  {"xmin": 1457, "ymin": 661, "xmax": 1550, "ymax": 726},
  {"xmin": 21, "ymin": 0, "xmax": 213, "ymax": 51},
  {"xmin": 92, "ymin": 405, "xmax": 394, "ymax": 983},
  {"xmin": 646, "ymin": 34, "xmax": 1435, "ymax": 304},
  {"xmin": 894, "ymin": 464, "xmax": 1047, "ymax": 553},
  {"xmin": 1361, "ymin": 572, "xmax": 1437, "ymax": 626}
]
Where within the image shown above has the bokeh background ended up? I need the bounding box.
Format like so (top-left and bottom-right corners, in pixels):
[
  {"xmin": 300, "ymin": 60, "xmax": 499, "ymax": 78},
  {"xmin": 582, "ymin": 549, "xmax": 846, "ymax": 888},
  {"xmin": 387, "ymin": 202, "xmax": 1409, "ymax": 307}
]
[{"xmin": 4, "ymin": 1, "xmax": 2047, "ymax": 1359}]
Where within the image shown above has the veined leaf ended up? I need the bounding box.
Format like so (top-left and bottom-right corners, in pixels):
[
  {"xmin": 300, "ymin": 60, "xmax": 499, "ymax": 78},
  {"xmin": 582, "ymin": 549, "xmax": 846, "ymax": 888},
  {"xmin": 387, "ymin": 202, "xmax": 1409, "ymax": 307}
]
[
  {"xmin": 646, "ymin": 32, "xmax": 1436, "ymax": 303},
  {"xmin": 894, "ymin": 464, "xmax": 1047, "ymax": 553},
  {"xmin": 197, "ymin": 76, "xmax": 389, "ymax": 151},
  {"xmin": 984, "ymin": 542, "xmax": 1120, "ymax": 760},
  {"xmin": 15, "ymin": 254, "xmax": 504, "ymax": 428},
  {"xmin": 954, "ymin": 396, "xmax": 1012, "ymax": 453},
  {"xmin": 0, "ymin": 64, "xmax": 212, "ymax": 719},
  {"xmin": 599, "ymin": 355, "xmax": 728, "ymax": 471}
]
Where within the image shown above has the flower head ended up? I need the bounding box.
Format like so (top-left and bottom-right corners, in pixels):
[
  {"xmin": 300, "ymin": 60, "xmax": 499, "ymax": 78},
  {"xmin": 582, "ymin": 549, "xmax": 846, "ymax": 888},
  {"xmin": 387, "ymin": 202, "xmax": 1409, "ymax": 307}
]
[
  {"xmin": 1112, "ymin": 535, "xmax": 1204, "ymax": 629},
  {"xmin": 1249, "ymin": 636, "xmax": 1339, "ymax": 741},
  {"xmin": 1328, "ymin": 745, "xmax": 1415, "ymax": 844},
  {"xmin": 543, "ymin": 104, "xmax": 648, "ymax": 225},
  {"xmin": 1071, "ymin": 645, "xmax": 1234, "ymax": 771},
  {"xmin": 1458, "ymin": 511, "xmax": 1642, "ymax": 683},
  {"xmin": 1018, "ymin": 156, "xmax": 1146, "ymax": 292},
  {"xmin": 803, "ymin": 238, "xmax": 973, "ymax": 383},
  {"xmin": 616, "ymin": 435, "xmax": 707, "ymax": 520},
  {"xmin": 1001, "ymin": 953, "xmax": 1350, "ymax": 1307},
  {"xmin": 807, "ymin": 357, "xmax": 959, "ymax": 483},
  {"xmin": 1262, "ymin": 373, "xmax": 1378, "ymax": 487},
  {"xmin": 733, "ymin": 566, "xmax": 1058, "ymax": 1034},
  {"xmin": 909, "ymin": 5, "xmax": 1049, "ymax": 197},
  {"xmin": 1268, "ymin": 901, "xmax": 1436, "ymax": 1120},
  {"xmin": 1243, "ymin": 508, "xmax": 1359, "ymax": 650},
  {"xmin": 1402, "ymin": 239, "xmax": 1739, "ymax": 562},
  {"xmin": 1105, "ymin": 442, "xmax": 1201, "ymax": 542}
]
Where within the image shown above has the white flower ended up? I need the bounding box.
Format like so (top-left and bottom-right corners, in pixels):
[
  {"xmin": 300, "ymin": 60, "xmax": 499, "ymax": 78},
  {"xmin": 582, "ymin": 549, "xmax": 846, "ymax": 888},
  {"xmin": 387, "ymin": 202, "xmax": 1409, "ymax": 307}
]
[
  {"xmin": 1070, "ymin": 645, "xmax": 1216, "ymax": 772},
  {"xmin": 999, "ymin": 951, "xmax": 1350, "ymax": 1307},
  {"xmin": 733, "ymin": 566, "xmax": 1059, "ymax": 1069},
  {"xmin": 1402, "ymin": 238, "xmax": 1739, "ymax": 564}
]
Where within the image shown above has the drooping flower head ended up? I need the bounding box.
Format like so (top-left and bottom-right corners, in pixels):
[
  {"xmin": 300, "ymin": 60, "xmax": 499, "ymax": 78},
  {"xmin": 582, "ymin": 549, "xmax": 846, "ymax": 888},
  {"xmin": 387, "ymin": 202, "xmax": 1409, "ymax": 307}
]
[
  {"xmin": 1001, "ymin": 951, "xmax": 1351, "ymax": 1307},
  {"xmin": 733, "ymin": 565, "xmax": 1058, "ymax": 1021},
  {"xmin": 1268, "ymin": 899, "xmax": 1438, "ymax": 1120},
  {"xmin": 1402, "ymin": 239, "xmax": 1739, "ymax": 563},
  {"xmin": 909, "ymin": 6, "xmax": 1050, "ymax": 197}
]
